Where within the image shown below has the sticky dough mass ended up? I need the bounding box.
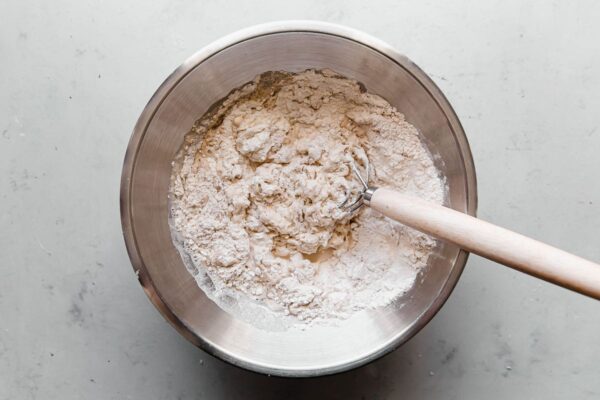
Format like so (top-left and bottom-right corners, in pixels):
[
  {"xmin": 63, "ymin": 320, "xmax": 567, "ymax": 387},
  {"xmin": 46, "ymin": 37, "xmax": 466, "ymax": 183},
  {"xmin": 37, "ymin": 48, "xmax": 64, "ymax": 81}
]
[{"xmin": 169, "ymin": 69, "xmax": 445, "ymax": 323}]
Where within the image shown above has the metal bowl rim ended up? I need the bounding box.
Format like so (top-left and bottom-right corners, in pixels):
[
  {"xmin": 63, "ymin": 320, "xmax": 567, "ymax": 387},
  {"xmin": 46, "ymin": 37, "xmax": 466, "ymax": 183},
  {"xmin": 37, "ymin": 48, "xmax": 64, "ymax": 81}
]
[{"xmin": 120, "ymin": 20, "xmax": 478, "ymax": 377}]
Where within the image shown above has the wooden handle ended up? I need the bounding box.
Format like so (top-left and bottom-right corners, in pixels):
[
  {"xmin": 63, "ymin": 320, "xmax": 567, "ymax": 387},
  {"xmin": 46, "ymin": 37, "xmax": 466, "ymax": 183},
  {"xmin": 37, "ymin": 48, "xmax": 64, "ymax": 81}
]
[{"xmin": 369, "ymin": 187, "xmax": 600, "ymax": 300}]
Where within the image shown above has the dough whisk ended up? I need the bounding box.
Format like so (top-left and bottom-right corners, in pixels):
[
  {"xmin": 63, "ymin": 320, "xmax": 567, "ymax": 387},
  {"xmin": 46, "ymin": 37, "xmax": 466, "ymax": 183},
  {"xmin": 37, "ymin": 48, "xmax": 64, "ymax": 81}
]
[{"xmin": 340, "ymin": 160, "xmax": 600, "ymax": 300}]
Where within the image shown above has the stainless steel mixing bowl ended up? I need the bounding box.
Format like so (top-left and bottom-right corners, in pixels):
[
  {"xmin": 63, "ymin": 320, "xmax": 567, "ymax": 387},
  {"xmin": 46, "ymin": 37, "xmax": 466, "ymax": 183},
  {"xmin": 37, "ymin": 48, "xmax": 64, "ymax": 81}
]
[{"xmin": 120, "ymin": 21, "xmax": 477, "ymax": 377}]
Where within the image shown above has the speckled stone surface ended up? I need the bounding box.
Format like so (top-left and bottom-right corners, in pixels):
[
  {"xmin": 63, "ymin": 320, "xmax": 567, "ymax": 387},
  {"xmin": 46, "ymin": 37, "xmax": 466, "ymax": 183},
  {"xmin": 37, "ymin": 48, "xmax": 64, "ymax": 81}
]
[{"xmin": 1, "ymin": 1, "xmax": 599, "ymax": 398}]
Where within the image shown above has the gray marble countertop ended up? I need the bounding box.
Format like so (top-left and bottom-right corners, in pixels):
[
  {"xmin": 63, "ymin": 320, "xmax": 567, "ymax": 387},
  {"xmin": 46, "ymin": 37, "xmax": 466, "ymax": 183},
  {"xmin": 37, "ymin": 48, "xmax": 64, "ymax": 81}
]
[{"xmin": 2, "ymin": 1, "xmax": 599, "ymax": 399}]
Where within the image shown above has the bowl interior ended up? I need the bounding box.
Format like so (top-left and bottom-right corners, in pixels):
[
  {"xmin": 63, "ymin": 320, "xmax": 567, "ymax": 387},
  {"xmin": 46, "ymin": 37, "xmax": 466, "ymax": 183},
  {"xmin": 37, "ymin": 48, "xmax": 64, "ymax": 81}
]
[{"xmin": 124, "ymin": 30, "xmax": 475, "ymax": 376}]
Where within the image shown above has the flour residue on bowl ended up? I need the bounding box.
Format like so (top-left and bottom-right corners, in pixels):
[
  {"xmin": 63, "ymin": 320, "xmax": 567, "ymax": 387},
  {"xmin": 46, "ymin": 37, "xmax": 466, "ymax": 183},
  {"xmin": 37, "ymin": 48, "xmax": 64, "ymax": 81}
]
[{"xmin": 168, "ymin": 69, "xmax": 445, "ymax": 328}]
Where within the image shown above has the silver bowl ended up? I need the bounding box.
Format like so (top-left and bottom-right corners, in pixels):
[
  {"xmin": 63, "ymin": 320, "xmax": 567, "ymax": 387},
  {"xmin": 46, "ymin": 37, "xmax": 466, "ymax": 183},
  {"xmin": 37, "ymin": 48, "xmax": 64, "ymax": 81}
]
[{"xmin": 120, "ymin": 21, "xmax": 477, "ymax": 377}]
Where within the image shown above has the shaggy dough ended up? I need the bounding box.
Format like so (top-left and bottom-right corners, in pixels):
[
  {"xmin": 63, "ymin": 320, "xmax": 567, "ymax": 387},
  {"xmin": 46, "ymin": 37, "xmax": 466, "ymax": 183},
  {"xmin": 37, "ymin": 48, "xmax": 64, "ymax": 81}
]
[{"xmin": 169, "ymin": 69, "xmax": 445, "ymax": 324}]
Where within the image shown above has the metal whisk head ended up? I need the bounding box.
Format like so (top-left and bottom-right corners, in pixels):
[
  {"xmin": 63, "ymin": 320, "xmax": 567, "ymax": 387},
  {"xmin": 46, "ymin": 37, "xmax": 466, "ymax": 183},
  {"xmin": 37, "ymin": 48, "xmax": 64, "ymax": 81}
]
[{"xmin": 338, "ymin": 159, "xmax": 373, "ymax": 214}]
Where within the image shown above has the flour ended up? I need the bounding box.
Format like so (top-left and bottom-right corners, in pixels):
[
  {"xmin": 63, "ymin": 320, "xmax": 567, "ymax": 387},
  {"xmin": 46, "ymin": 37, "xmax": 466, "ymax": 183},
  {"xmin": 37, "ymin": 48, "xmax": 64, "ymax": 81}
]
[{"xmin": 169, "ymin": 69, "xmax": 445, "ymax": 328}]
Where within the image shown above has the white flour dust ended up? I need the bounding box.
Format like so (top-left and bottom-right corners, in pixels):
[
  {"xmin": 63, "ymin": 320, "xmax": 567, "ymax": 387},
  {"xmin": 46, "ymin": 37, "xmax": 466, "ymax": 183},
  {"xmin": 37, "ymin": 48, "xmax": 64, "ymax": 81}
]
[{"xmin": 169, "ymin": 69, "xmax": 445, "ymax": 328}]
